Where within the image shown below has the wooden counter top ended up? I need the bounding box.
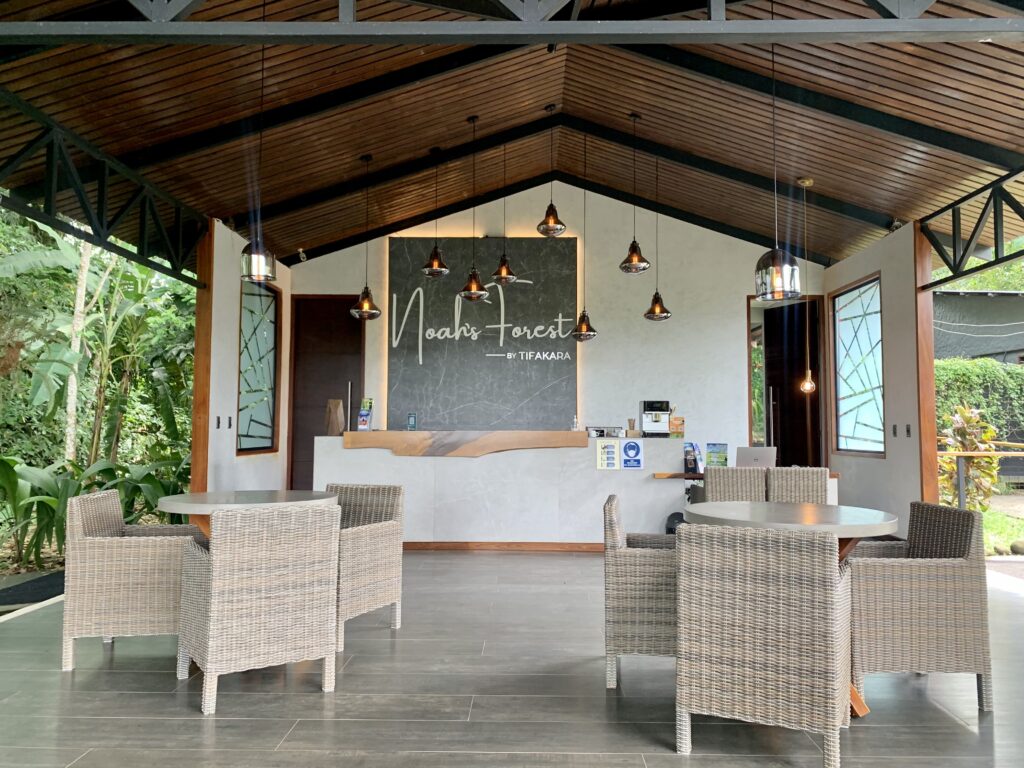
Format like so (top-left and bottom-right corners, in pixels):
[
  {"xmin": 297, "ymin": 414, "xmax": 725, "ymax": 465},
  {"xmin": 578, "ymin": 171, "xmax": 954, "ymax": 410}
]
[
  {"xmin": 342, "ymin": 430, "xmax": 588, "ymax": 458},
  {"xmin": 653, "ymin": 471, "xmax": 840, "ymax": 479}
]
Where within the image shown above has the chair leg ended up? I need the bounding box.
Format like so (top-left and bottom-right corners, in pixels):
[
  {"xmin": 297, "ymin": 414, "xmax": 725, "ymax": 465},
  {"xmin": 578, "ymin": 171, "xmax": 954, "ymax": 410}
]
[
  {"xmin": 675, "ymin": 704, "xmax": 691, "ymax": 755},
  {"xmin": 337, "ymin": 622, "xmax": 345, "ymax": 654},
  {"xmin": 201, "ymin": 673, "xmax": 218, "ymax": 715},
  {"xmin": 823, "ymin": 729, "xmax": 841, "ymax": 768},
  {"xmin": 323, "ymin": 654, "xmax": 336, "ymax": 693},
  {"xmin": 978, "ymin": 670, "xmax": 994, "ymax": 712},
  {"xmin": 61, "ymin": 637, "xmax": 74, "ymax": 671},
  {"xmin": 102, "ymin": 636, "xmax": 113, "ymax": 644},
  {"xmin": 852, "ymin": 670, "xmax": 864, "ymax": 697},
  {"xmin": 605, "ymin": 654, "xmax": 617, "ymax": 689},
  {"xmin": 176, "ymin": 646, "xmax": 191, "ymax": 680},
  {"xmin": 390, "ymin": 601, "xmax": 402, "ymax": 629}
]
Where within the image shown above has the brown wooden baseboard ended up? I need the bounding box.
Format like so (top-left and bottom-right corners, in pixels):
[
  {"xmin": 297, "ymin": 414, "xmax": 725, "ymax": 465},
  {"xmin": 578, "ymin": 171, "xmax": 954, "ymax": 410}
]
[{"xmin": 403, "ymin": 541, "xmax": 603, "ymax": 552}]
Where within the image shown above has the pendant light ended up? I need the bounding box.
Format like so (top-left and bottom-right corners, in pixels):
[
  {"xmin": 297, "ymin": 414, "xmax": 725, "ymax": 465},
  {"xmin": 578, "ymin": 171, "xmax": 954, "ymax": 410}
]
[
  {"xmin": 536, "ymin": 104, "xmax": 567, "ymax": 237},
  {"xmin": 572, "ymin": 134, "xmax": 597, "ymax": 342},
  {"xmin": 492, "ymin": 142, "xmax": 517, "ymax": 285},
  {"xmin": 240, "ymin": 0, "xmax": 276, "ymax": 283},
  {"xmin": 754, "ymin": 20, "xmax": 801, "ymax": 302},
  {"xmin": 644, "ymin": 158, "xmax": 672, "ymax": 322},
  {"xmin": 459, "ymin": 116, "xmax": 489, "ymax": 302},
  {"xmin": 619, "ymin": 112, "xmax": 651, "ymax": 275},
  {"xmin": 421, "ymin": 147, "xmax": 449, "ymax": 278},
  {"xmin": 798, "ymin": 176, "xmax": 817, "ymax": 395},
  {"xmin": 350, "ymin": 154, "xmax": 382, "ymax": 321}
]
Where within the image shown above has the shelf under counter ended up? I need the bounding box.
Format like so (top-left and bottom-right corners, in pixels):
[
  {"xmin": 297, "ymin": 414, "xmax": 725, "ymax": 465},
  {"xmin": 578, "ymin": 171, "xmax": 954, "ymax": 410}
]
[{"xmin": 342, "ymin": 430, "xmax": 589, "ymax": 458}]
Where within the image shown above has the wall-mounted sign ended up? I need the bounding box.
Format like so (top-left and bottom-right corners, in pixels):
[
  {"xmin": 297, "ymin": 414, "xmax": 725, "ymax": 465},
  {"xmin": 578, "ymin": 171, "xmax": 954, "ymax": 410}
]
[
  {"xmin": 621, "ymin": 439, "xmax": 644, "ymax": 469},
  {"xmin": 596, "ymin": 438, "xmax": 620, "ymax": 470},
  {"xmin": 388, "ymin": 237, "xmax": 577, "ymax": 430}
]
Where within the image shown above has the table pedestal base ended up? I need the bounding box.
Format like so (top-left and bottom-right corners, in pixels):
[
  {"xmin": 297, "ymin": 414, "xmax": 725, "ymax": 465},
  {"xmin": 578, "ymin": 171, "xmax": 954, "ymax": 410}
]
[
  {"xmin": 838, "ymin": 537, "xmax": 870, "ymax": 718},
  {"xmin": 189, "ymin": 515, "xmax": 211, "ymax": 538}
]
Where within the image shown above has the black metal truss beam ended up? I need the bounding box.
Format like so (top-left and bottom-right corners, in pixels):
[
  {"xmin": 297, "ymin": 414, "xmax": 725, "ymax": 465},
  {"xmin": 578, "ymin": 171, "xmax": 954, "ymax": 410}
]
[
  {"xmin": 230, "ymin": 112, "xmax": 892, "ymax": 235},
  {"xmin": 617, "ymin": 45, "xmax": 1024, "ymax": 171},
  {"xmin": 278, "ymin": 169, "xmax": 833, "ymax": 267},
  {"xmin": 0, "ymin": 87, "xmax": 207, "ymax": 286}
]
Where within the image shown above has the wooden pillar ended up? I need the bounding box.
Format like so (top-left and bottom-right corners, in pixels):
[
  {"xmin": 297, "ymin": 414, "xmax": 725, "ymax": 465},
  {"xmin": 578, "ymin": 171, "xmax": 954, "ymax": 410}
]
[
  {"xmin": 914, "ymin": 222, "xmax": 939, "ymax": 503},
  {"xmin": 189, "ymin": 220, "xmax": 215, "ymax": 493}
]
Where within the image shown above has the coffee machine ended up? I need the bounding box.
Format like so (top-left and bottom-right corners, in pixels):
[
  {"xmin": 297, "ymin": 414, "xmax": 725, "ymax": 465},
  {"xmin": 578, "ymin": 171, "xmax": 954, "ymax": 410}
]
[{"xmin": 640, "ymin": 400, "xmax": 671, "ymax": 438}]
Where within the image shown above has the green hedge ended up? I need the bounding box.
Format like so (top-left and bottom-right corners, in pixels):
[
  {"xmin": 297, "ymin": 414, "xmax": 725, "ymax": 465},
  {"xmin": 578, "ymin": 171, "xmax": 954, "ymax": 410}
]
[{"xmin": 934, "ymin": 357, "xmax": 1024, "ymax": 441}]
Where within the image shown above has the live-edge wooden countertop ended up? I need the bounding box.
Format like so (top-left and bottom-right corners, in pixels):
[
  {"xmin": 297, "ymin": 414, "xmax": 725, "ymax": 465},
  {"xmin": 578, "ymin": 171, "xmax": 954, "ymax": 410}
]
[{"xmin": 342, "ymin": 430, "xmax": 589, "ymax": 458}]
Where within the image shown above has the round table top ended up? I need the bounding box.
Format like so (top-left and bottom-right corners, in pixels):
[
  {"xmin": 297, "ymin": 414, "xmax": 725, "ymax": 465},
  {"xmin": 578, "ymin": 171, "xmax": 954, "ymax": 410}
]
[
  {"xmin": 684, "ymin": 501, "xmax": 898, "ymax": 538},
  {"xmin": 157, "ymin": 490, "xmax": 338, "ymax": 516}
]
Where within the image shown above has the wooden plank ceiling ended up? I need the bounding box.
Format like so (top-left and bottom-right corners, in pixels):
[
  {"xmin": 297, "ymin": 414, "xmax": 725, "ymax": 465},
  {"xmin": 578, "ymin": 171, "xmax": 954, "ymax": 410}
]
[{"xmin": 0, "ymin": 0, "xmax": 1022, "ymax": 271}]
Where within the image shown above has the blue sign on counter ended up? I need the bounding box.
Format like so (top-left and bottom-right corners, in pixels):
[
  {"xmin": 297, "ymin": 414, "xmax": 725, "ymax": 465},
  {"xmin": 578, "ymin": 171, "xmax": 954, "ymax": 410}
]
[{"xmin": 621, "ymin": 440, "xmax": 644, "ymax": 469}]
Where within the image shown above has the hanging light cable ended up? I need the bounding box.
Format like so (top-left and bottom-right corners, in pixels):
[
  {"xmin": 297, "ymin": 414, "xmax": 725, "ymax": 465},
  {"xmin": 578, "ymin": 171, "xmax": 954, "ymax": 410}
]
[
  {"xmin": 644, "ymin": 157, "xmax": 671, "ymax": 322},
  {"xmin": 460, "ymin": 116, "xmax": 488, "ymax": 301},
  {"xmin": 754, "ymin": 4, "xmax": 801, "ymax": 301},
  {"xmin": 620, "ymin": 112, "xmax": 651, "ymax": 274},
  {"xmin": 350, "ymin": 154, "xmax": 382, "ymax": 320},
  {"xmin": 572, "ymin": 134, "xmax": 597, "ymax": 342},
  {"xmin": 798, "ymin": 176, "xmax": 817, "ymax": 394},
  {"xmin": 421, "ymin": 146, "xmax": 449, "ymax": 277},
  {"xmin": 537, "ymin": 104, "xmax": 567, "ymax": 237},
  {"xmin": 240, "ymin": 0, "xmax": 277, "ymax": 283},
  {"xmin": 492, "ymin": 141, "xmax": 517, "ymax": 285}
]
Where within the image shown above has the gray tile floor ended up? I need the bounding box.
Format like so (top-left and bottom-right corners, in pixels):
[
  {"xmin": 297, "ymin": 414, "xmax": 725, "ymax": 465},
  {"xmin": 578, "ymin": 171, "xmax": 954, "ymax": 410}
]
[{"xmin": 0, "ymin": 551, "xmax": 1022, "ymax": 767}]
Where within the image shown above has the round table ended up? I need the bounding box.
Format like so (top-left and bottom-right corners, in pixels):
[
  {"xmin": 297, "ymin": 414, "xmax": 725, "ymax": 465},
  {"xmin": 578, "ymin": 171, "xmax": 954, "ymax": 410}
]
[{"xmin": 157, "ymin": 490, "xmax": 338, "ymax": 537}]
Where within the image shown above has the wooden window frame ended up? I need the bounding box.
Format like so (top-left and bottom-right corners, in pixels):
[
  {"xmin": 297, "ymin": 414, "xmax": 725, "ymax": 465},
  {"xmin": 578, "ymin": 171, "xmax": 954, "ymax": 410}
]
[{"xmin": 236, "ymin": 280, "xmax": 282, "ymax": 456}]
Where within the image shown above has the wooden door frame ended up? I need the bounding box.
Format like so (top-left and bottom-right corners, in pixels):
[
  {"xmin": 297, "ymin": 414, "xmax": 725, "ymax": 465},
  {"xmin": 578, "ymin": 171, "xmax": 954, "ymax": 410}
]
[
  {"xmin": 189, "ymin": 222, "xmax": 214, "ymax": 493},
  {"xmin": 286, "ymin": 293, "xmax": 365, "ymax": 490},
  {"xmin": 914, "ymin": 223, "xmax": 940, "ymax": 503}
]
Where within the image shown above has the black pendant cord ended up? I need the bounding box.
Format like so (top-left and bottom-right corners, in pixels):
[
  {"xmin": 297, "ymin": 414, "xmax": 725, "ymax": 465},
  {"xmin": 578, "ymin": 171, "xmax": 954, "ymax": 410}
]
[
  {"xmin": 803, "ymin": 183, "xmax": 811, "ymax": 372},
  {"xmin": 254, "ymin": 0, "xmax": 268, "ymax": 251},
  {"xmin": 363, "ymin": 156, "xmax": 370, "ymax": 287},
  {"xmin": 770, "ymin": 0, "xmax": 779, "ymax": 250},
  {"xmin": 631, "ymin": 114, "xmax": 638, "ymax": 241},
  {"xmin": 582, "ymin": 133, "xmax": 588, "ymax": 311},
  {"xmin": 549, "ymin": 121, "xmax": 554, "ymax": 204},
  {"xmin": 502, "ymin": 142, "xmax": 507, "ymax": 249},
  {"xmin": 470, "ymin": 116, "xmax": 477, "ymax": 270},
  {"xmin": 434, "ymin": 162, "xmax": 439, "ymax": 247},
  {"xmin": 654, "ymin": 157, "xmax": 660, "ymax": 293}
]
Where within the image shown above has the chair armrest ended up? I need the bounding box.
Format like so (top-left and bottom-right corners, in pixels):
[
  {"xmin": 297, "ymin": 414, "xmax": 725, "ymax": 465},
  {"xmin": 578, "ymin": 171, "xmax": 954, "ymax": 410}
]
[
  {"xmin": 339, "ymin": 520, "xmax": 402, "ymax": 560},
  {"xmin": 606, "ymin": 548, "xmax": 676, "ymax": 592},
  {"xmin": 64, "ymin": 536, "xmax": 193, "ymax": 599},
  {"xmin": 850, "ymin": 557, "xmax": 981, "ymax": 617},
  {"xmin": 848, "ymin": 540, "xmax": 908, "ymax": 559},
  {"xmin": 178, "ymin": 539, "xmax": 212, "ymax": 664},
  {"xmin": 626, "ymin": 533, "xmax": 675, "ymax": 549}
]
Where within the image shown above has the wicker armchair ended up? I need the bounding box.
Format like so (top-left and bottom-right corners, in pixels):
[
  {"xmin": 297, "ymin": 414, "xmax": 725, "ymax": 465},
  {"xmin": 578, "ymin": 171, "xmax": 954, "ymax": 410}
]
[
  {"xmin": 767, "ymin": 467, "xmax": 829, "ymax": 503},
  {"xmin": 849, "ymin": 501, "xmax": 993, "ymax": 710},
  {"xmin": 603, "ymin": 495, "xmax": 675, "ymax": 689},
  {"xmin": 325, "ymin": 483, "xmax": 404, "ymax": 653},
  {"xmin": 61, "ymin": 490, "xmax": 206, "ymax": 671},
  {"xmin": 675, "ymin": 525, "xmax": 850, "ymax": 768},
  {"xmin": 703, "ymin": 466, "xmax": 766, "ymax": 502},
  {"xmin": 175, "ymin": 503, "xmax": 341, "ymax": 714}
]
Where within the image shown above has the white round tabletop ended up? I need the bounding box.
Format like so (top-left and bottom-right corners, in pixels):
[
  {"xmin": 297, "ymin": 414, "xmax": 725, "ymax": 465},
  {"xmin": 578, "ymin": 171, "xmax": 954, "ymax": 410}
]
[
  {"xmin": 157, "ymin": 490, "xmax": 338, "ymax": 517},
  {"xmin": 684, "ymin": 501, "xmax": 897, "ymax": 538}
]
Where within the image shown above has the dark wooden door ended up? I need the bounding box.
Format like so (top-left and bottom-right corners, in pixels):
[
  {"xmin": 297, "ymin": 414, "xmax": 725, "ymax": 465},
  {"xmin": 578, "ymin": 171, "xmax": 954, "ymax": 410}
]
[
  {"xmin": 289, "ymin": 296, "xmax": 364, "ymax": 490},
  {"xmin": 762, "ymin": 299, "xmax": 822, "ymax": 467}
]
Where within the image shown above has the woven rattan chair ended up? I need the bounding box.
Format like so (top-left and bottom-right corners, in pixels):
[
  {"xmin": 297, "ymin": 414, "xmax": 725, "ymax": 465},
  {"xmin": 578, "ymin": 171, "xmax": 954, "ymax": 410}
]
[
  {"xmin": 849, "ymin": 502, "xmax": 993, "ymax": 710},
  {"xmin": 767, "ymin": 467, "xmax": 830, "ymax": 504},
  {"xmin": 324, "ymin": 483, "xmax": 404, "ymax": 653},
  {"xmin": 703, "ymin": 466, "xmax": 766, "ymax": 502},
  {"xmin": 603, "ymin": 494, "xmax": 675, "ymax": 689},
  {"xmin": 61, "ymin": 490, "xmax": 206, "ymax": 670},
  {"xmin": 175, "ymin": 503, "xmax": 341, "ymax": 714},
  {"xmin": 675, "ymin": 525, "xmax": 850, "ymax": 768}
]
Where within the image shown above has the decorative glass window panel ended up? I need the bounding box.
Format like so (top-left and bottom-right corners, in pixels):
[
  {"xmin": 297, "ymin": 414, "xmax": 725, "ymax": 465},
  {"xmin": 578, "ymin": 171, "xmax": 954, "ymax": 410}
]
[
  {"xmin": 833, "ymin": 277, "xmax": 884, "ymax": 453},
  {"xmin": 237, "ymin": 282, "xmax": 278, "ymax": 451}
]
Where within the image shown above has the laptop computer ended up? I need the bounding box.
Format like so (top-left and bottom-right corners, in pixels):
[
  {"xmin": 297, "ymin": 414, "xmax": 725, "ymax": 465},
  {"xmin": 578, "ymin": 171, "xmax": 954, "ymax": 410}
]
[{"xmin": 736, "ymin": 446, "xmax": 777, "ymax": 468}]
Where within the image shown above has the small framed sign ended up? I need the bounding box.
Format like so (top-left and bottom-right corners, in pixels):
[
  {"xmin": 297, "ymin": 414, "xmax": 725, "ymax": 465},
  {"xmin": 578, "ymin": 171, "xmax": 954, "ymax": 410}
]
[{"xmin": 621, "ymin": 439, "xmax": 644, "ymax": 469}]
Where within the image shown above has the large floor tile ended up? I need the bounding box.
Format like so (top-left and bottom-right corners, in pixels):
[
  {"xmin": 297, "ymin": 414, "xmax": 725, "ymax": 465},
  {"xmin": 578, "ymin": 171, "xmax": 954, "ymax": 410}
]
[{"xmin": 0, "ymin": 746, "xmax": 89, "ymax": 767}]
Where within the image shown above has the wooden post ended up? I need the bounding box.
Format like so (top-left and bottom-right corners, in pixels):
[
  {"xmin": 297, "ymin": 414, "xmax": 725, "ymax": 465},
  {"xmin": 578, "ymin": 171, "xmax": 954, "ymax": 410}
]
[
  {"xmin": 189, "ymin": 220, "xmax": 215, "ymax": 493},
  {"xmin": 914, "ymin": 222, "xmax": 939, "ymax": 503}
]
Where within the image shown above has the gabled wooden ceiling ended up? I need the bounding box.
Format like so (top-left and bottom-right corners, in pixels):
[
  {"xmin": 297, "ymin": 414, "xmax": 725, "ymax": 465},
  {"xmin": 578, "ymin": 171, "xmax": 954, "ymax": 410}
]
[{"xmin": 0, "ymin": 0, "xmax": 1022, "ymax": 271}]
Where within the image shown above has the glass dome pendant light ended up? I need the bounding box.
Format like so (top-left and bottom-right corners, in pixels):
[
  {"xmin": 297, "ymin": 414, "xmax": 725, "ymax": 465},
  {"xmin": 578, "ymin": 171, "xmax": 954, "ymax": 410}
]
[
  {"xmin": 492, "ymin": 142, "xmax": 517, "ymax": 285},
  {"xmin": 644, "ymin": 158, "xmax": 672, "ymax": 322},
  {"xmin": 798, "ymin": 176, "xmax": 817, "ymax": 395},
  {"xmin": 572, "ymin": 135, "xmax": 597, "ymax": 342},
  {"xmin": 536, "ymin": 104, "xmax": 567, "ymax": 237},
  {"xmin": 421, "ymin": 147, "xmax": 449, "ymax": 278},
  {"xmin": 754, "ymin": 35, "xmax": 801, "ymax": 302},
  {"xmin": 240, "ymin": 1, "xmax": 276, "ymax": 283},
  {"xmin": 620, "ymin": 112, "xmax": 651, "ymax": 275},
  {"xmin": 350, "ymin": 154, "xmax": 382, "ymax": 321},
  {"xmin": 460, "ymin": 116, "xmax": 489, "ymax": 302}
]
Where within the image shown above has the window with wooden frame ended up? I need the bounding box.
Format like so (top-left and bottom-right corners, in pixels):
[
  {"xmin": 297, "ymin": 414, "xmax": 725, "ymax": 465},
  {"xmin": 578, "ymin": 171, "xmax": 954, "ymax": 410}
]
[
  {"xmin": 832, "ymin": 276, "xmax": 884, "ymax": 454},
  {"xmin": 237, "ymin": 281, "xmax": 280, "ymax": 453}
]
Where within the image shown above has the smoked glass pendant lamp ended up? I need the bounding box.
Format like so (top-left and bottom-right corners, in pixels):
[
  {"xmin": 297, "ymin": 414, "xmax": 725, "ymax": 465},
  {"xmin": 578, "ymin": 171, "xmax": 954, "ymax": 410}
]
[
  {"xmin": 459, "ymin": 116, "xmax": 489, "ymax": 302},
  {"xmin": 644, "ymin": 158, "xmax": 671, "ymax": 321},
  {"xmin": 422, "ymin": 149, "xmax": 450, "ymax": 277},
  {"xmin": 350, "ymin": 155, "xmax": 382, "ymax": 321},
  {"xmin": 492, "ymin": 143, "xmax": 517, "ymax": 285},
  {"xmin": 572, "ymin": 135, "xmax": 597, "ymax": 342},
  {"xmin": 754, "ymin": 41, "xmax": 801, "ymax": 302},
  {"xmin": 619, "ymin": 113, "xmax": 651, "ymax": 275},
  {"xmin": 537, "ymin": 104, "xmax": 567, "ymax": 237},
  {"xmin": 797, "ymin": 176, "xmax": 817, "ymax": 395}
]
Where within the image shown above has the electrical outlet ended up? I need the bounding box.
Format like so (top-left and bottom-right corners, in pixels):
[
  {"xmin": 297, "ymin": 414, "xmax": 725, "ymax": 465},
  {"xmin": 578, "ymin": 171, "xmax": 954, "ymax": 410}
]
[
  {"xmin": 906, "ymin": 424, "xmax": 912, "ymax": 437},
  {"xmin": 892, "ymin": 423, "xmax": 897, "ymax": 438},
  {"xmin": 216, "ymin": 416, "xmax": 221, "ymax": 429}
]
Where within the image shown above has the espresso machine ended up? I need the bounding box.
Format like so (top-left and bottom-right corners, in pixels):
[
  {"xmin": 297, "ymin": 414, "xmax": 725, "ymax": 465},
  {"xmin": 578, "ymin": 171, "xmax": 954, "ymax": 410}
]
[{"xmin": 640, "ymin": 400, "xmax": 671, "ymax": 438}]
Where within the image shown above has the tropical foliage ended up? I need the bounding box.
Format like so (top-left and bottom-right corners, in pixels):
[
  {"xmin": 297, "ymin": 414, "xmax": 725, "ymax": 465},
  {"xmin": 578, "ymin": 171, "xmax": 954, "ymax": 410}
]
[
  {"xmin": 935, "ymin": 357, "xmax": 1024, "ymax": 445},
  {"xmin": 937, "ymin": 405, "xmax": 1001, "ymax": 513}
]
